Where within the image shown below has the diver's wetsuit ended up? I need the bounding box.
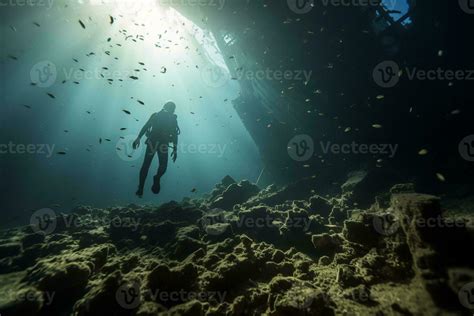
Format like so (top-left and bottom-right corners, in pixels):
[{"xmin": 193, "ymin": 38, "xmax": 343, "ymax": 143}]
[{"xmin": 137, "ymin": 110, "xmax": 179, "ymax": 194}]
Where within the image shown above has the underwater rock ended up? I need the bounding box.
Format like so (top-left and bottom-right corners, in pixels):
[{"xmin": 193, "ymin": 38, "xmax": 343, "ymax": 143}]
[
  {"xmin": 309, "ymin": 195, "xmax": 332, "ymax": 218},
  {"xmin": 21, "ymin": 232, "xmax": 45, "ymax": 248},
  {"xmin": 336, "ymin": 264, "xmax": 363, "ymax": 288},
  {"xmin": 342, "ymin": 217, "xmax": 380, "ymax": 247},
  {"xmin": 209, "ymin": 180, "xmax": 260, "ymax": 210},
  {"xmin": 311, "ymin": 233, "xmax": 342, "ymax": 256},
  {"xmin": 36, "ymin": 262, "xmax": 91, "ymax": 293},
  {"xmin": 0, "ymin": 287, "xmax": 43, "ymax": 316},
  {"xmin": 73, "ymin": 270, "xmax": 125, "ymax": 315},
  {"xmin": 0, "ymin": 178, "xmax": 471, "ymax": 315},
  {"xmin": 0, "ymin": 242, "xmax": 22, "ymax": 257},
  {"xmin": 342, "ymin": 170, "xmax": 402, "ymax": 208},
  {"xmin": 166, "ymin": 300, "xmax": 204, "ymax": 315},
  {"xmin": 136, "ymin": 301, "xmax": 166, "ymax": 316},
  {"xmin": 390, "ymin": 193, "xmax": 468, "ymax": 308},
  {"xmin": 268, "ymin": 276, "xmax": 334, "ymax": 315},
  {"xmin": 390, "ymin": 183, "xmax": 416, "ymax": 194}
]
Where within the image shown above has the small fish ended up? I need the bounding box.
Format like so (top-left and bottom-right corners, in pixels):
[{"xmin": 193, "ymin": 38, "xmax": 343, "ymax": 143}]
[
  {"xmin": 139, "ymin": 62, "xmax": 145, "ymax": 65},
  {"xmin": 191, "ymin": 188, "xmax": 197, "ymax": 193},
  {"xmin": 372, "ymin": 124, "xmax": 382, "ymax": 128},
  {"xmin": 130, "ymin": 76, "xmax": 139, "ymax": 80},
  {"xmin": 33, "ymin": 22, "xmax": 40, "ymax": 27},
  {"xmin": 436, "ymin": 173, "xmax": 446, "ymax": 182},
  {"xmin": 105, "ymin": 138, "xmax": 111, "ymax": 142},
  {"xmin": 109, "ymin": 15, "xmax": 114, "ymax": 24},
  {"xmin": 137, "ymin": 100, "xmax": 144, "ymax": 105},
  {"xmin": 47, "ymin": 93, "xmax": 56, "ymax": 99},
  {"xmin": 418, "ymin": 149, "xmax": 428, "ymax": 155},
  {"xmin": 57, "ymin": 151, "xmax": 67, "ymax": 155},
  {"xmin": 22, "ymin": 104, "xmax": 32, "ymax": 109},
  {"xmin": 160, "ymin": 66, "xmax": 167, "ymax": 73},
  {"xmin": 99, "ymin": 138, "xmax": 102, "ymax": 144},
  {"xmin": 120, "ymin": 128, "xmax": 127, "ymax": 130},
  {"xmin": 107, "ymin": 37, "xmax": 111, "ymax": 42},
  {"xmin": 79, "ymin": 20, "xmax": 86, "ymax": 29},
  {"xmin": 73, "ymin": 58, "xmax": 79, "ymax": 63},
  {"xmin": 122, "ymin": 110, "xmax": 131, "ymax": 114},
  {"xmin": 8, "ymin": 55, "xmax": 18, "ymax": 60}
]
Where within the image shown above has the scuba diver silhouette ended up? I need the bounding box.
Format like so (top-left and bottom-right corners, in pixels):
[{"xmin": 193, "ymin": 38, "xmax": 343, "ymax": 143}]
[{"xmin": 133, "ymin": 101, "xmax": 180, "ymax": 197}]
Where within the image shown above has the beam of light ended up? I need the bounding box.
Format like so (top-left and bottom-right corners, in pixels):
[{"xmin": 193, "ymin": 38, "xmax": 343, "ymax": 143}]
[{"xmin": 0, "ymin": 1, "xmax": 262, "ymax": 212}]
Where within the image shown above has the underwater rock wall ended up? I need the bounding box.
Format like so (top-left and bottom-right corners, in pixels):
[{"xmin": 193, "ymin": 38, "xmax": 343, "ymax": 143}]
[{"xmin": 1, "ymin": 175, "xmax": 472, "ymax": 315}]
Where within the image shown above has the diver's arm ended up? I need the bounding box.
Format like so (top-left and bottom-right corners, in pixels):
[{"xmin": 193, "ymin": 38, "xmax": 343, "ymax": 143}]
[
  {"xmin": 171, "ymin": 125, "xmax": 179, "ymax": 162},
  {"xmin": 133, "ymin": 114, "xmax": 154, "ymax": 149}
]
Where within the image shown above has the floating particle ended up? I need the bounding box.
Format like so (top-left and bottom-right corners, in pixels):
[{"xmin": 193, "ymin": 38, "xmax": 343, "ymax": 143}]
[{"xmin": 418, "ymin": 149, "xmax": 428, "ymax": 155}]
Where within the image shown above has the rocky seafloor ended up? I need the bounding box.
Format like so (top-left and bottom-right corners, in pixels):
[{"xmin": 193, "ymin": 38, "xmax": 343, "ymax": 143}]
[{"xmin": 1, "ymin": 173, "xmax": 474, "ymax": 315}]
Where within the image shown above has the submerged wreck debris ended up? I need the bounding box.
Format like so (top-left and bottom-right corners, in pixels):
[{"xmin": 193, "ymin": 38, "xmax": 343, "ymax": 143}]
[{"xmin": 0, "ymin": 175, "xmax": 472, "ymax": 315}]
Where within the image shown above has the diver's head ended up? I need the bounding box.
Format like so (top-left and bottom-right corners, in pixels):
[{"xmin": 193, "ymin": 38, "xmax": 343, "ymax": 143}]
[{"xmin": 163, "ymin": 101, "xmax": 176, "ymax": 114}]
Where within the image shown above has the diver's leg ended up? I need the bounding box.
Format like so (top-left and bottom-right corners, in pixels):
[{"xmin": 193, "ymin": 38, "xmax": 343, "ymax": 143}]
[
  {"xmin": 151, "ymin": 143, "xmax": 169, "ymax": 194},
  {"xmin": 137, "ymin": 141, "xmax": 155, "ymax": 197}
]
